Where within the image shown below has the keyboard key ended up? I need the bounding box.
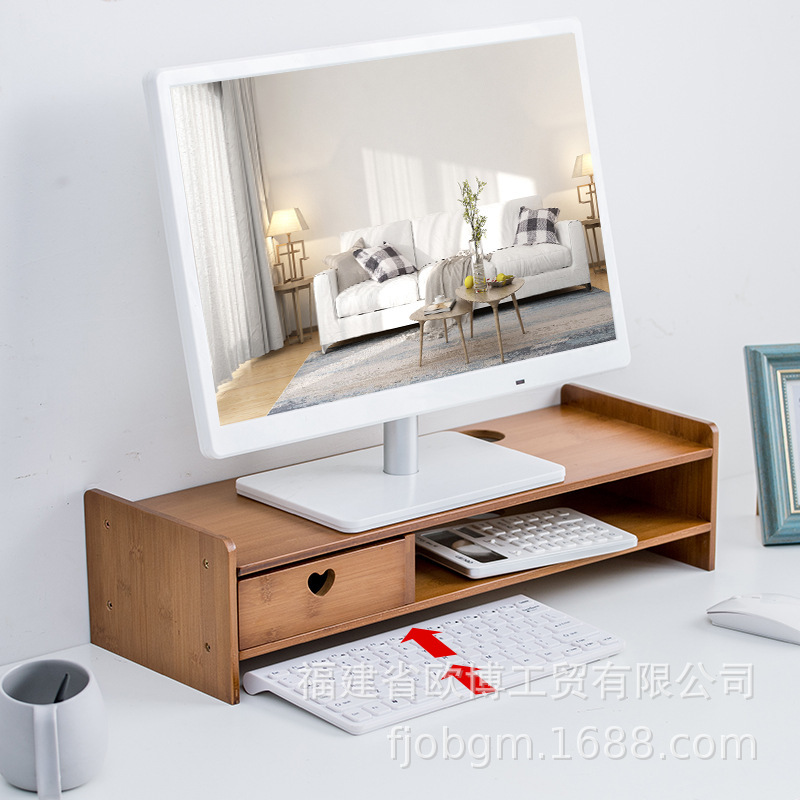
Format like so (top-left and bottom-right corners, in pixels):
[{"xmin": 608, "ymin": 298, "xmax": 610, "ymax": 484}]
[
  {"xmin": 342, "ymin": 708, "xmax": 373, "ymax": 723},
  {"xmin": 364, "ymin": 702, "xmax": 393, "ymax": 717}
]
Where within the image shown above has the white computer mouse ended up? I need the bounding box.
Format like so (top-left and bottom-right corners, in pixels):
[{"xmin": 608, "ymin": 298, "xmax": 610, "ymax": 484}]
[{"xmin": 707, "ymin": 593, "xmax": 800, "ymax": 644}]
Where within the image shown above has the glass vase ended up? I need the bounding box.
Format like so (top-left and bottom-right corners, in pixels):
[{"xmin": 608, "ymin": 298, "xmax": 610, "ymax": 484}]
[{"xmin": 471, "ymin": 239, "xmax": 488, "ymax": 293}]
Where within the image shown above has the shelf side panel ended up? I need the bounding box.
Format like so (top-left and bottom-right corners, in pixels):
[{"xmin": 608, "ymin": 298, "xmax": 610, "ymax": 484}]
[{"xmin": 85, "ymin": 490, "xmax": 240, "ymax": 703}]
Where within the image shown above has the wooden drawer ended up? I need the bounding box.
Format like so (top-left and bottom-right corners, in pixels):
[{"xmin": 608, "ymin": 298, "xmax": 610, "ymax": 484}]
[{"xmin": 238, "ymin": 538, "xmax": 414, "ymax": 651}]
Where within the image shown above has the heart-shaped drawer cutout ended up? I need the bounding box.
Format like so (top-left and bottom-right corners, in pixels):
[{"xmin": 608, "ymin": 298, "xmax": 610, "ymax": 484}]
[{"xmin": 307, "ymin": 568, "xmax": 335, "ymax": 596}]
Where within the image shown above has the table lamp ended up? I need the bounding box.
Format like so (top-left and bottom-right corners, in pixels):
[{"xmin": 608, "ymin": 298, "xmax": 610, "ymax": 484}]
[
  {"xmin": 267, "ymin": 207, "xmax": 309, "ymax": 282},
  {"xmin": 572, "ymin": 153, "xmax": 598, "ymax": 220}
]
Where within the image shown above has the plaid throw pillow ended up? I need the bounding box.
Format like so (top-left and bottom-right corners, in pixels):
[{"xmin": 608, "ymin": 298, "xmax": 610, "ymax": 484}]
[
  {"xmin": 353, "ymin": 243, "xmax": 417, "ymax": 283},
  {"xmin": 513, "ymin": 206, "xmax": 560, "ymax": 245}
]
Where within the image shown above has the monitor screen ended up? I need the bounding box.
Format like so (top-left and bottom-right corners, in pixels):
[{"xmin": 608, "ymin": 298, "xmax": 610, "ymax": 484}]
[
  {"xmin": 144, "ymin": 19, "xmax": 629, "ymax": 530},
  {"xmin": 146, "ymin": 18, "xmax": 627, "ymax": 457}
]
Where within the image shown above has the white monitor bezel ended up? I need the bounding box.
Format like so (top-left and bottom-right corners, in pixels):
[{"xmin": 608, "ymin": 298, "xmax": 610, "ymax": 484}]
[{"xmin": 144, "ymin": 18, "xmax": 629, "ymax": 459}]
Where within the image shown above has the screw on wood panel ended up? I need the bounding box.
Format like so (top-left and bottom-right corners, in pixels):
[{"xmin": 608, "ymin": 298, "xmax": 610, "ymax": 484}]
[
  {"xmin": 203, "ymin": 559, "xmax": 210, "ymax": 569},
  {"xmin": 107, "ymin": 601, "xmax": 113, "ymax": 610},
  {"xmin": 205, "ymin": 643, "xmax": 211, "ymax": 652},
  {"xmin": 104, "ymin": 519, "xmax": 111, "ymax": 529}
]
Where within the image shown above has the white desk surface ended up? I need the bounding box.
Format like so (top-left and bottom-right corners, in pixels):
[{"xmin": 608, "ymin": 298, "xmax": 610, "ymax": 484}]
[{"xmin": 3, "ymin": 474, "xmax": 799, "ymax": 800}]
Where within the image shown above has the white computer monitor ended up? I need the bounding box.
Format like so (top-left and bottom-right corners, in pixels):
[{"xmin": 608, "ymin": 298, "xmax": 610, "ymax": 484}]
[{"xmin": 144, "ymin": 18, "xmax": 629, "ymax": 532}]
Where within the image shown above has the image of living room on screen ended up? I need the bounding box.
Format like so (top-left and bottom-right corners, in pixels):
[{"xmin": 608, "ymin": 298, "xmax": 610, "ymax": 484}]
[{"xmin": 171, "ymin": 33, "xmax": 615, "ymax": 425}]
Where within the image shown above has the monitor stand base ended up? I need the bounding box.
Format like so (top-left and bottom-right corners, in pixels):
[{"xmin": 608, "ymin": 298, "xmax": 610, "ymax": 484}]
[{"xmin": 236, "ymin": 428, "xmax": 565, "ymax": 533}]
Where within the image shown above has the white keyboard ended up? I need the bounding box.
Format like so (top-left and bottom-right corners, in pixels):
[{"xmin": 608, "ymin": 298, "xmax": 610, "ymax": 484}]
[
  {"xmin": 243, "ymin": 595, "xmax": 623, "ymax": 734},
  {"xmin": 416, "ymin": 507, "xmax": 638, "ymax": 578}
]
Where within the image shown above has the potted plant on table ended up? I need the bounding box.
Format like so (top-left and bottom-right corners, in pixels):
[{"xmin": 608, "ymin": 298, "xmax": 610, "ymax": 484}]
[{"xmin": 458, "ymin": 177, "xmax": 488, "ymax": 292}]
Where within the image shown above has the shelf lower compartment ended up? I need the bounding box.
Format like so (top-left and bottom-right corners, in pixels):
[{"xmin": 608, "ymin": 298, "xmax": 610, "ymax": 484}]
[
  {"xmin": 414, "ymin": 490, "xmax": 711, "ymax": 604},
  {"xmin": 238, "ymin": 489, "xmax": 710, "ymax": 660}
]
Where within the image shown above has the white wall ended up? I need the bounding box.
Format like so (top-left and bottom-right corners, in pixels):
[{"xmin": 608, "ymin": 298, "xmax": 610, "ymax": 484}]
[
  {"xmin": 255, "ymin": 34, "xmax": 590, "ymax": 268},
  {"xmin": 3, "ymin": 0, "xmax": 800, "ymax": 665}
]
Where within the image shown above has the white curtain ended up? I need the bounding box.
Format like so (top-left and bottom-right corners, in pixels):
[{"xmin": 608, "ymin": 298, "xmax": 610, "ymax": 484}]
[{"xmin": 171, "ymin": 79, "xmax": 283, "ymax": 390}]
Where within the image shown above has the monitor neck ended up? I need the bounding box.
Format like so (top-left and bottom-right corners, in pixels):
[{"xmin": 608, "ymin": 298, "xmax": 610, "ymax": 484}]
[{"xmin": 383, "ymin": 417, "xmax": 419, "ymax": 476}]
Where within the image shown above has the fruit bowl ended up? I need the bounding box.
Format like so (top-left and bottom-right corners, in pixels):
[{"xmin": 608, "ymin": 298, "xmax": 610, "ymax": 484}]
[{"xmin": 488, "ymin": 275, "xmax": 514, "ymax": 287}]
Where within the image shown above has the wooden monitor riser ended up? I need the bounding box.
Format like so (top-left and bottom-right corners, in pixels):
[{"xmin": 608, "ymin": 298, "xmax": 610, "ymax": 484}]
[{"xmin": 85, "ymin": 384, "xmax": 718, "ymax": 703}]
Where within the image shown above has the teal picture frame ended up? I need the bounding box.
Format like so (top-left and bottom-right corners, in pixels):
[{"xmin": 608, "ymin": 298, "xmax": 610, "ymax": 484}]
[{"xmin": 745, "ymin": 344, "xmax": 800, "ymax": 544}]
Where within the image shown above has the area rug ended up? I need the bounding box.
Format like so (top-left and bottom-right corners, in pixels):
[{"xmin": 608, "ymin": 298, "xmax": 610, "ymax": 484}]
[{"xmin": 269, "ymin": 287, "xmax": 615, "ymax": 415}]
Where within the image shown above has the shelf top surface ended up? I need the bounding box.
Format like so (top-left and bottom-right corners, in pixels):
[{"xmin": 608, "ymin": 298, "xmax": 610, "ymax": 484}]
[{"xmin": 138, "ymin": 392, "xmax": 716, "ymax": 576}]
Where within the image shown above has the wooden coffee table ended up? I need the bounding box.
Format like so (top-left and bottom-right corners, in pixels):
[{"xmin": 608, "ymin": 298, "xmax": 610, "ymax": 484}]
[
  {"xmin": 456, "ymin": 278, "xmax": 525, "ymax": 363},
  {"xmin": 409, "ymin": 299, "xmax": 471, "ymax": 367}
]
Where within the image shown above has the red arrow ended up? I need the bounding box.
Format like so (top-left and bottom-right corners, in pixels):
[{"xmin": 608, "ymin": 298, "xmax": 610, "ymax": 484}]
[
  {"xmin": 441, "ymin": 664, "xmax": 496, "ymax": 695},
  {"xmin": 401, "ymin": 628, "xmax": 457, "ymax": 658}
]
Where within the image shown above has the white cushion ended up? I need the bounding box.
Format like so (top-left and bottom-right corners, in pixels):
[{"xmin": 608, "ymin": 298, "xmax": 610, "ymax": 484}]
[
  {"xmin": 411, "ymin": 211, "xmax": 469, "ymax": 266},
  {"xmin": 487, "ymin": 243, "xmax": 571, "ymax": 278},
  {"xmin": 335, "ymin": 273, "xmax": 419, "ymax": 318}
]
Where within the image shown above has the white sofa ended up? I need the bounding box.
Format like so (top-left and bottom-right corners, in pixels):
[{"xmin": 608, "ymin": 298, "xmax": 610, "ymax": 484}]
[{"xmin": 313, "ymin": 195, "xmax": 591, "ymax": 353}]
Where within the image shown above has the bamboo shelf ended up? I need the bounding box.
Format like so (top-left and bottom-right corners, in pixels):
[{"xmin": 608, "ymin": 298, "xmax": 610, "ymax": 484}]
[{"xmin": 85, "ymin": 385, "xmax": 717, "ymax": 703}]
